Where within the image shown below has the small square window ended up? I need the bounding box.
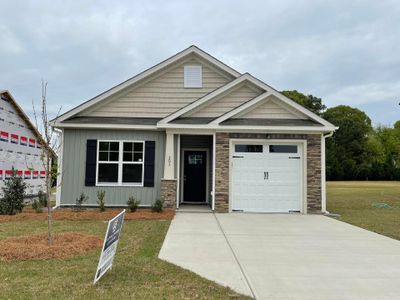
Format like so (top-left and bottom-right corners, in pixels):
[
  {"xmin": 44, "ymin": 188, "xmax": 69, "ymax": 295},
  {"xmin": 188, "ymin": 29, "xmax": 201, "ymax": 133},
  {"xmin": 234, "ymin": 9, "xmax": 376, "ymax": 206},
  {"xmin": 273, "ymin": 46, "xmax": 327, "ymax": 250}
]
[
  {"xmin": 99, "ymin": 141, "xmax": 119, "ymax": 161},
  {"xmin": 188, "ymin": 154, "xmax": 203, "ymax": 165},
  {"xmin": 123, "ymin": 142, "xmax": 133, "ymax": 152},
  {"xmin": 184, "ymin": 65, "xmax": 202, "ymax": 88},
  {"xmin": 99, "ymin": 152, "xmax": 108, "ymax": 161},
  {"xmin": 134, "ymin": 153, "xmax": 143, "ymax": 162},
  {"xmin": 123, "ymin": 142, "xmax": 143, "ymax": 162},
  {"xmin": 123, "ymin": 152, "xmax": 133, "ymax": 161},
  {"xmin": 134, "ymin": 143, "xmax": 143, "ymax": 152},
  {"xmin": 109, "ymin": 151, "xmax": 119, "ymax": 161},
  {"xmin": 109, "ymin": 142, "xmax": 119, "ymax": 151},
  {"xmin": 99, "ymin": 142, "xmax": 109, "ymax": 151}
]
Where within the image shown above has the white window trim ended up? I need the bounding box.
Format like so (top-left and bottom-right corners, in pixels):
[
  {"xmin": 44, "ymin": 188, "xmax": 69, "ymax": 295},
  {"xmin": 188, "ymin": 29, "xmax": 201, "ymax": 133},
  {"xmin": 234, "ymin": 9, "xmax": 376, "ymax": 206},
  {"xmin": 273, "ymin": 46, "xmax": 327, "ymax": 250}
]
[{"xmin": 95, "ymin": 140, "xmax": 145, "ymax": 187}]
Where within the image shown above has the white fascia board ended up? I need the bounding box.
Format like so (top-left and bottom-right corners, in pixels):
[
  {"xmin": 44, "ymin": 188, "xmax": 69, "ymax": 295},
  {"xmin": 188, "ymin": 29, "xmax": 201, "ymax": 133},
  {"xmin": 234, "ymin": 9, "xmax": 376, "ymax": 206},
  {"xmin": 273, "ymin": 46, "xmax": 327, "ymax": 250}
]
[
  {"xmin": 158, "ymin": 74, "xmax": 253, "ymax": 124},
  {"xmin": 215, "ymin": 126, "xmax": 337, "ymax": 133},
  {"xmin": 52, "ymin": 122, "xmax": 158, "ymax": 130},
  {"xmin": 157, "ymin": 122, "xmax": 336, "ymax": 133},
  {"xmin": 52, "ymin": 121, "xmax": 337, "ymax": 133},
  {"xmin": 55, "ymin": 46, "xmax": 241, "ymax": 123},
  {"xmin": 209, "ymin": 91, "xmax": 272, "ymax": 125}
]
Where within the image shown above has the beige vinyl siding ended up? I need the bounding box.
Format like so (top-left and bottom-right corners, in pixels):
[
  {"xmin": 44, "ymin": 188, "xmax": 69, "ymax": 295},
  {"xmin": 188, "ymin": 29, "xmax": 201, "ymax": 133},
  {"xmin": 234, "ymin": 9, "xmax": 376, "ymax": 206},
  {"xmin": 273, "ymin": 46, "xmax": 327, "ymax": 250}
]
[
  {"xmin": 83, "ymin": 56, "xmax": 234, "ymax": 118},
  {"xmin": 234, "ymin": 96, "xmax": 306, "ymax": 119},
  {"xmin": 185, "ymin": 84, "xmax": 263, "ymax": 118},
  {"xmin": 60, "ymin": 129, "xmax": 165, "ymax": 206}
]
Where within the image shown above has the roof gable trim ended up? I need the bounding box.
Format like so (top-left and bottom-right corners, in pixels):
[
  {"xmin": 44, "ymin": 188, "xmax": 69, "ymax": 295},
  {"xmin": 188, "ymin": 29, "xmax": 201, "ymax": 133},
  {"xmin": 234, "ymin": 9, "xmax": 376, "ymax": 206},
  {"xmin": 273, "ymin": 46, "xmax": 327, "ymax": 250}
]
[
  {"xmin": 209, "ymin": 92, "xmax": 272, "ymax": 125},
  {"xmin": 233, "ymin": 75, "xmax": 335, "ymax": 127},
  {"xmin": 54, "ymin": 45, "xmax": 241, "ymax": 124},
  {"xmin": 159, "ymin": 72, "xmax": 335, "ymax": 128},
  {"xmin": 158, "ymin": 73, "xmax": 263, "ymax": 124},
  {"xmin": 233, "ymin": 96, "xmax": 307, "ymax": 120}
]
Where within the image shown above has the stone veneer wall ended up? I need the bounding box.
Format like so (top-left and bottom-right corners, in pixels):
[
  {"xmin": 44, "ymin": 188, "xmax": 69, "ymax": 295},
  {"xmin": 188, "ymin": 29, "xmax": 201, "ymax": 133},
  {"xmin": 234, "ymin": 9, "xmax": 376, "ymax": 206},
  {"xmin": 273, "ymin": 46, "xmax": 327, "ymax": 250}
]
[
  {"xmin": 214, "ymin": 132, "xmax": 322, "ymax": 213},
  {"xmin": 160, "ymin": 179, "xmax": 177, "ymax": 208},
  {"xmin": 215, "ymin": 132, "xmax": 230, "ymax": 212}
]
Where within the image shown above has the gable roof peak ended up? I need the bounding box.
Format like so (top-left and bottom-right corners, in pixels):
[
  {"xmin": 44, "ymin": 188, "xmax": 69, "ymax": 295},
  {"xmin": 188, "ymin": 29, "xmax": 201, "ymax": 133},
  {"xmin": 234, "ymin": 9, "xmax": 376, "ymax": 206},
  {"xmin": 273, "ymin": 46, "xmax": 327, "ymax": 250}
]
[
  {"xmin": 0, "ymin": 90, "xmax": 56, "ymax": 157},
  {"xmin": 54, "ymin": 45, "xmax": 241, "ymax": 124}
]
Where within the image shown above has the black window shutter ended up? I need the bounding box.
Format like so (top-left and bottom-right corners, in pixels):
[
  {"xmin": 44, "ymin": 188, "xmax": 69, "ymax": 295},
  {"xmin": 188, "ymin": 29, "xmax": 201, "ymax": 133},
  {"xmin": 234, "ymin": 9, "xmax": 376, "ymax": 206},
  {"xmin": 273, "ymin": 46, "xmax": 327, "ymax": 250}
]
[
  {"xmin": 85, "ymin": 139, "xmax": 97, "ymax": 186},
  {"xmin": 144, "ymin": 141, "xmax": 155, "ymax": 187}
]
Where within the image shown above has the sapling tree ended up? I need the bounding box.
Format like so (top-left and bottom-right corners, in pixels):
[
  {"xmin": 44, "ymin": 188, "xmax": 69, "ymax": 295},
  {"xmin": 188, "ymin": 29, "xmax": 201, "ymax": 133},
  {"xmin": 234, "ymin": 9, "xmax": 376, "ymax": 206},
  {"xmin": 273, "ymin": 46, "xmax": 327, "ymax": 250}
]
[{"xmin": 31, "ymin": 80, "xmax": 62, "ymax": 245}]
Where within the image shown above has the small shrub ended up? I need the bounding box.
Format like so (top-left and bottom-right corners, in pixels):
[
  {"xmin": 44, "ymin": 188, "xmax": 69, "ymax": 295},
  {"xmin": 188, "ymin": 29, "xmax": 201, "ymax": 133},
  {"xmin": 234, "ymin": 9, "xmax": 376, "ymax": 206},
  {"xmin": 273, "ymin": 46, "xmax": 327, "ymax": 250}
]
[
  {"xmin": 152, "ymin": 199, "xmax": 163, "ymax": 213},
  {"xmin": 38, "ymin": 190, "xmax": 47, "ymax": 207},
  {"xmin": 0, "ymin": 168, "xmax": 27, "ymax": 215},
  {"xmin": 97, "ymin": 190, "xmax": 106, "ymax": 212},
  {"xmin": 127, "ymin": 196, "xmax": 140, "ymax": 212},
  {"xmin": 31, "ymin": 199, "xmax": 43, "ymax": 213},
  {"xmin": 75, "ymin": 192, "xmax": 88, "ymax": 211}
]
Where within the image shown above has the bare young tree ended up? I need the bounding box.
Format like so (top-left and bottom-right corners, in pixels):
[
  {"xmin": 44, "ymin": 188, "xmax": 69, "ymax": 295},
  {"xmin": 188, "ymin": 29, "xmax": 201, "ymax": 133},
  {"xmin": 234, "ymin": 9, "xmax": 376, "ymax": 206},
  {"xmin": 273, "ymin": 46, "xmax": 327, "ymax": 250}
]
[{"xmin": 32, "ymin": 80, "xmax": 62, "ymax": 245}]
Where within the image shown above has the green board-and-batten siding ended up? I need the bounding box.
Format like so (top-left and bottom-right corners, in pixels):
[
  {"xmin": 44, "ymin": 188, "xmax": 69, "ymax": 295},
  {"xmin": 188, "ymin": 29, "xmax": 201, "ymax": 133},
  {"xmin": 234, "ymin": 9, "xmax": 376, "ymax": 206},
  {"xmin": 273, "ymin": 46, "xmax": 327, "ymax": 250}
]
[{"xmin": 60, "ymin": 129, "xmax": 165, "ymax": 206}]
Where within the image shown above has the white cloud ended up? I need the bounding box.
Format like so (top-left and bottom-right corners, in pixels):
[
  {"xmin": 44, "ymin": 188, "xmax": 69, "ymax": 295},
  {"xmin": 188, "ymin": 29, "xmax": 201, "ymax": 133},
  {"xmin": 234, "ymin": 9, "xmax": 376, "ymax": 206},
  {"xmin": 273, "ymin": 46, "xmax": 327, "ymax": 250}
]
[
  {"xmin": 0, "ymin": 0, "xmax": 399, "ymax": 125},
  {"xmin": 0, "ymin": 25, "xmax": 24, "ymax": 54}
]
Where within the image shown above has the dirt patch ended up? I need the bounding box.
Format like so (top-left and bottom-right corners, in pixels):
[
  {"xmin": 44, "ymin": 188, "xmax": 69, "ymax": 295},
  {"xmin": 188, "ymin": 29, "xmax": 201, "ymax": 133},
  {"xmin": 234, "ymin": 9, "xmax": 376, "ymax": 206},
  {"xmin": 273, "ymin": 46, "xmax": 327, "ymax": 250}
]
[
  {"xmin": 0, "ymin": 208, "xmax": 175, "ymax": 223},
  {"xmin": 0, "ymin": 232, "xmax": 102, "ymax": 261}
]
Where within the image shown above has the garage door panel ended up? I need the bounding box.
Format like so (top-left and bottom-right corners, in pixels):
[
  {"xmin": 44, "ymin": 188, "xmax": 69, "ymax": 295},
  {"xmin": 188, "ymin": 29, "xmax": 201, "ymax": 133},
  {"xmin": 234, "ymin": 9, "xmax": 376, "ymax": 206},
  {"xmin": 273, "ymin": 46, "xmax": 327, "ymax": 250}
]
[{"xmin": 232, "ymin": 143, "xmax": 302, "ymax": 213}]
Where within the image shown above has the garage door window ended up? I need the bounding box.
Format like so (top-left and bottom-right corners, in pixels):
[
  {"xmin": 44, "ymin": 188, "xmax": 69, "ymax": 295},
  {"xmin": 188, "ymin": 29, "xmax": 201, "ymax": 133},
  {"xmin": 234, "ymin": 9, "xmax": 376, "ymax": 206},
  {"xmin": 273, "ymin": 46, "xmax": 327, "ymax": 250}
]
[
  {"xmin": 269, "ymin": 145, "xmax": 297, "ymax": 153},
  {"xmin": 235, "ymin": 145, "xmax": 263, "ymax": 153}
]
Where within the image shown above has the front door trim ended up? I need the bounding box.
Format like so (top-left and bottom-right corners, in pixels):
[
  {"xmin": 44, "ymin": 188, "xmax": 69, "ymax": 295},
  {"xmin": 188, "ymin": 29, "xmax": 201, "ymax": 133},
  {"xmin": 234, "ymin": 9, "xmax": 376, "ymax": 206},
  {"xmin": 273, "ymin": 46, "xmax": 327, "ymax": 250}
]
[{"xmin": 181, "ymin": 148, "xmax": 210, "ymax": 204}]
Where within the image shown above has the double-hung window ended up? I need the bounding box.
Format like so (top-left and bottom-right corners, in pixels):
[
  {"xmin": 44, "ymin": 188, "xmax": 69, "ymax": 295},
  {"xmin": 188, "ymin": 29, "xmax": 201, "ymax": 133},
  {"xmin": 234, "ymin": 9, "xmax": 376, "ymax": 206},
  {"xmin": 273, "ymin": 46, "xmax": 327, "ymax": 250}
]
[{"xmin": 97, "ymin": 141, "xmax": 144, "ymax": 186}]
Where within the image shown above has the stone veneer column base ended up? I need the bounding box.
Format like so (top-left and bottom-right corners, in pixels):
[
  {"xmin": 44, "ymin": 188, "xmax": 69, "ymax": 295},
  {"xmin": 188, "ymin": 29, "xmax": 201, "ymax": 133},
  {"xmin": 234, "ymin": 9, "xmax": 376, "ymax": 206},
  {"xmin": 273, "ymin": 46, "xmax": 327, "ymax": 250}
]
[
  {"xmin": 214, "ymin": 133, "xmax": 230, "ymax": 213},
  {"xmin": 160, "ymin": 179, "xmax": 177, "ymax": 209}
]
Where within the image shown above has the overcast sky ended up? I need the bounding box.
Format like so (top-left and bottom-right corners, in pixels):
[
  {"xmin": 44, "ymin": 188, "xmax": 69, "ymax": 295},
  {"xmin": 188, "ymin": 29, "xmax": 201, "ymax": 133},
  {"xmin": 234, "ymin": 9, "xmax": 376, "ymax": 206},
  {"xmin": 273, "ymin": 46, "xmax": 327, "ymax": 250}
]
[{"xmin": 1, "ymin": 0, "xmax": 399, "ymax": 126}]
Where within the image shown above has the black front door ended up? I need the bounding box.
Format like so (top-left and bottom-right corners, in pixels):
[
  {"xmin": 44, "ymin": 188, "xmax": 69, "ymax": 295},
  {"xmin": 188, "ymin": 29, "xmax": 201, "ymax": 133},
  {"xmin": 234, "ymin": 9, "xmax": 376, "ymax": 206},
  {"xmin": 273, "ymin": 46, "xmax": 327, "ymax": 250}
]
[{"xmin": 183, "ymin": 150, "xmax": 207, "ymax": 202}]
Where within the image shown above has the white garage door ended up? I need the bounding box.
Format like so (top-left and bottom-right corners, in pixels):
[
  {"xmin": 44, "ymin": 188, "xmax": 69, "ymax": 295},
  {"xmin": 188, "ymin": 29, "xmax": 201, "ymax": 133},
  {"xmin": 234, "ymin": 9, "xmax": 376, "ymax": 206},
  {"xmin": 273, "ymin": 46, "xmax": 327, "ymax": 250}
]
[{"xmin": 231, "ymin": 143, "xmax": 303, "ymax": 213}]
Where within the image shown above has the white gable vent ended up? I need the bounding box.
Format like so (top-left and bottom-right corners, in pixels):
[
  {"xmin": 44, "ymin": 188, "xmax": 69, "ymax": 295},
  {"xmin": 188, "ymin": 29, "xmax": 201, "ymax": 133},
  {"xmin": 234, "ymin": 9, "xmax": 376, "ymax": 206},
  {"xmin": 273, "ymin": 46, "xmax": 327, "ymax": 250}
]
[{"xmin": 184, "ymin": 65, "xmax": 202, "ymax": 88}]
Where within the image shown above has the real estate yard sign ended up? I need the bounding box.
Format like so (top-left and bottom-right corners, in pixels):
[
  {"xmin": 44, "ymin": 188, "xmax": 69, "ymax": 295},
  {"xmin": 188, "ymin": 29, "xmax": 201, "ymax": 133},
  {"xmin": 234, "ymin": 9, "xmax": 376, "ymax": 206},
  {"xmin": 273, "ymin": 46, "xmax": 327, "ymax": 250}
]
[{"xmin": 94, "ymin": 209, "xmax": 126, "ymax": 284}]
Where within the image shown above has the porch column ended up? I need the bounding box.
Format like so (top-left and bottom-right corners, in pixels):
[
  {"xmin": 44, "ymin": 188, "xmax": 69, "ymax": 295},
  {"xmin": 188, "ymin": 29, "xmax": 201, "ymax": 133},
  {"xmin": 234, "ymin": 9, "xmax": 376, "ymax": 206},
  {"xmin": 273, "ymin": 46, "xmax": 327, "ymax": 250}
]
[
  {"xmin": 163, "ymin": 131, "xmax": 175, "ymax": 179},
  {"xmin": 161, "ymin": 131, "xmax": 177, "ymax": 209}
]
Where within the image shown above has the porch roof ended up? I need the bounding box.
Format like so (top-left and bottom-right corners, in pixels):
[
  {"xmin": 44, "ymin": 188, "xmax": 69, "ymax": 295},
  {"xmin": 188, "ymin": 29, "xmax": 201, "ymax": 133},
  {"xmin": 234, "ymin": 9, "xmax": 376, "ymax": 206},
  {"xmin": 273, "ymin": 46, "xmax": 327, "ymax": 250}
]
[{"xmin": 170, "ymin": 117, "xmax": 214, "ymax": 124}]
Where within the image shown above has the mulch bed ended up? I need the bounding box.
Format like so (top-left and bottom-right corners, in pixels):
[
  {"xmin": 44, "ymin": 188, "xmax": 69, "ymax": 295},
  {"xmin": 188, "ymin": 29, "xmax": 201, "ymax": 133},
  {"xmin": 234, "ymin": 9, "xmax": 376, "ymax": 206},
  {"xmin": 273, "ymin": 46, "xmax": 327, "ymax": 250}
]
[
  {"xmin": 0, "ymin": 208, "xmax": 175, "ymax": 223},
  {"xmin": 0, "ymin": 232, "xmax": 103, "ymax": 261}
]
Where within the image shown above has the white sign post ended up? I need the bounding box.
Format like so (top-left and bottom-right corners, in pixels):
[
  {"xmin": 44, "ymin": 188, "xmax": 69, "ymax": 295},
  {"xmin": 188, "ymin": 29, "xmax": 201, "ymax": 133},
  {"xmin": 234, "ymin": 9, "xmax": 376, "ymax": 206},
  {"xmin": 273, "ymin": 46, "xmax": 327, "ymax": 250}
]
[{"xmin": 93, "ymin": 209, "xmax": 126, "ymax": 284}]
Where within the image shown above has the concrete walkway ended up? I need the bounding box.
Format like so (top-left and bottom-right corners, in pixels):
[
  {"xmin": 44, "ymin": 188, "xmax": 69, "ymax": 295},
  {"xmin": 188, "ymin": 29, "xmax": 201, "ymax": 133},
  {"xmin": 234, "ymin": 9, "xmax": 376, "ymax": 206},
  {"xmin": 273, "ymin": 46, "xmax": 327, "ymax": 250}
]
[{"xmin": 159, "ymin": 213, "xmax": 400, "ymax": 299}]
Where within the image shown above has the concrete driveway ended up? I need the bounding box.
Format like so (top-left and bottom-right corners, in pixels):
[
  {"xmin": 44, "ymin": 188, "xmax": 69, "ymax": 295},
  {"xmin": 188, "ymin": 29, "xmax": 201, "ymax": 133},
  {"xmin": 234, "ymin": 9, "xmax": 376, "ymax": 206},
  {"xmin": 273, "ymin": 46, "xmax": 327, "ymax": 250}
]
[{"xmin": 159, "ymin": 213, "xmax": 400, "ymax": 300}]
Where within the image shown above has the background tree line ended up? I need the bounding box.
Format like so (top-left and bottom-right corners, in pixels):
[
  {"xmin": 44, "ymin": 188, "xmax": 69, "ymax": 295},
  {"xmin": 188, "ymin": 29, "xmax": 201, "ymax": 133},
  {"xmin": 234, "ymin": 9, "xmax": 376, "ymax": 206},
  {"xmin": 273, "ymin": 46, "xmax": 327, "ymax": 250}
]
[{"xmin": 282, "ymin": 90, "xmax": 400, "ymax": 181}]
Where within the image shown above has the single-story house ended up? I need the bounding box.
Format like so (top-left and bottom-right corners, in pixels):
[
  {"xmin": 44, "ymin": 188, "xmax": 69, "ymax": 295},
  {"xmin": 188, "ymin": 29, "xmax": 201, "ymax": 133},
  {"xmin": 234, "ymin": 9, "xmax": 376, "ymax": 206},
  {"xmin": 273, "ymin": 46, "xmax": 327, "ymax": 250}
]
[{"xmin": 52, "ymin": 46, "xmax": 336, "ymax": 213}]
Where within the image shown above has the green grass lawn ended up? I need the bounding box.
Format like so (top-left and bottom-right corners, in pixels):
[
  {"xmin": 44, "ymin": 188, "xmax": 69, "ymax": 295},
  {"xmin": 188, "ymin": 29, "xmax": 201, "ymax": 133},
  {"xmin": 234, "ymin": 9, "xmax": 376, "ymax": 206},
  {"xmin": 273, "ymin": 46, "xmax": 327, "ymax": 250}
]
[
  {"xmin": 327, "ymin": 181, "xmax": 400, "ymax": 240},
  {"xmin": 0, "ymin": 219, "xmax": 249, "ymax": 300}
]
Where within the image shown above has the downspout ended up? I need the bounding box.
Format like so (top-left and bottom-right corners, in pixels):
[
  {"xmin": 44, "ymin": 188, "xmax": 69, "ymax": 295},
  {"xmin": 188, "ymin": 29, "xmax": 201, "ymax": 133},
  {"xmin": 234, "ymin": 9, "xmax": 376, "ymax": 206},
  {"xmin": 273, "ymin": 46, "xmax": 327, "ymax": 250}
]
[{"xmin": 321, "ymin": 131, "xmax": 334, "ymax": 214}]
